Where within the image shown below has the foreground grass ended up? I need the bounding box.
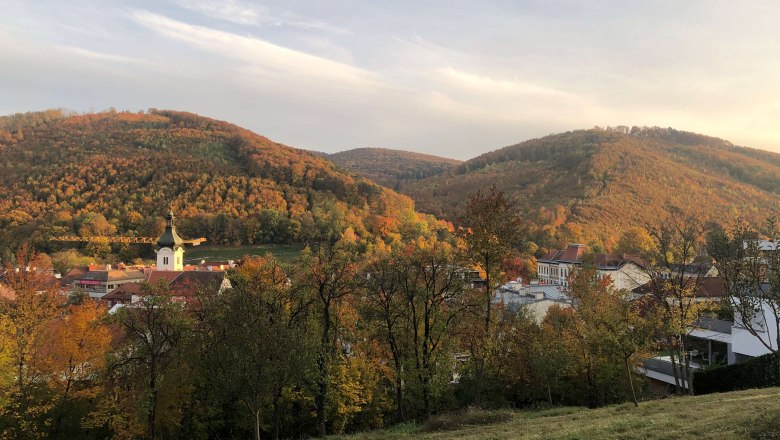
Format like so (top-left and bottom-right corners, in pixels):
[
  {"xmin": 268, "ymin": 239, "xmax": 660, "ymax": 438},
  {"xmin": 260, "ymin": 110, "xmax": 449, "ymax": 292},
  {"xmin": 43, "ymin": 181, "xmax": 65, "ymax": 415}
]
[
  {"xmin": 339, "ymin": 388, "xmax": 780, "ymax": 440},
  {"xmin": 184, "ymin": 243, "xmax": 304, "ymax": 263}
]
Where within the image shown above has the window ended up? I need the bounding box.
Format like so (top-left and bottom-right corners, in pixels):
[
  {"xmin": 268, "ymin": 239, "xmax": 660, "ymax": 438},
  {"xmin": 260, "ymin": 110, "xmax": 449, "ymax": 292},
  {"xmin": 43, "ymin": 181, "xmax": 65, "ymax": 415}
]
[{"xmin": 164, "ymin": 257, "xmax": 169, "ymax": 265}]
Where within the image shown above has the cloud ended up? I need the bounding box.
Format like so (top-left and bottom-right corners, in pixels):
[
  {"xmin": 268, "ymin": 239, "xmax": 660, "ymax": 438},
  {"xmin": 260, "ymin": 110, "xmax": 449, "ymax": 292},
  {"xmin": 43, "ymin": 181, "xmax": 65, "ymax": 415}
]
[
  {"xmin": 129, "ymin": 9, "xmax": 373, "ymax": 88},
  {"xmin": 169, "ymin": 0, "xmax": 350, "ymax": 34},
  {"xmin": 54, "ymin": 45, "xmax": 148, "ymax": 64}
]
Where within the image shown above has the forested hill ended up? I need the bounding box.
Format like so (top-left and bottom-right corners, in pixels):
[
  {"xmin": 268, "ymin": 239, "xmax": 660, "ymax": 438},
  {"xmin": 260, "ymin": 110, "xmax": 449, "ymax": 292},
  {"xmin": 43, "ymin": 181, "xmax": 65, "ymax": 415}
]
[
  {"xmin": 0, "ymin": 110, "xmax": 442, "ymax": 259},
  {"xmin": 400, "ymin": 127, "xmax": 780, "ymax": 251},
  {"xmin": 327, "ymin": 147, "xmax": 461, "ymax": 189}
]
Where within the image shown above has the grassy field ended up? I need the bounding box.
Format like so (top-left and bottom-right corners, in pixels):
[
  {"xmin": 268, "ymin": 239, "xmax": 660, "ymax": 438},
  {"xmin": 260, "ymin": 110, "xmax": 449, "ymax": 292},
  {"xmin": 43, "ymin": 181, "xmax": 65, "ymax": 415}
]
[
  {"xmin": 338, "ymin": 388, "xmax": 780, "ymax": 440},
  {"xmin": 184, "ymin": 243, "xmax": 305, "ymax": 263}
]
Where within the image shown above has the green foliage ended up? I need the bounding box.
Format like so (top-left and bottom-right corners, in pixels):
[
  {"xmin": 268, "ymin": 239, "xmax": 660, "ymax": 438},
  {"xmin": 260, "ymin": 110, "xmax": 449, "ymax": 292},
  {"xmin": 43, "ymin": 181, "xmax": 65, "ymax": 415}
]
[{"xmin": 694, "ymin": 353, "xmax": 779, "ymax": 395}]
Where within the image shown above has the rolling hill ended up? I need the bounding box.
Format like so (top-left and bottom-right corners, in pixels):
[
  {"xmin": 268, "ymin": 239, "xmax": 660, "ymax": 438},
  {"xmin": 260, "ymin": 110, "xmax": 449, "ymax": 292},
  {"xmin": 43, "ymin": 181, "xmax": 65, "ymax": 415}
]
[
  {"xmin": 328, "ymin": 147, "xmax": 461, "ymax": 189},
  {"xmin": 0, "ymin": 110, "xmax": 441, "ymax": 259},
  {"xmin": 399, "ymin": 127, "xmax": 780, "ymax": 252}
]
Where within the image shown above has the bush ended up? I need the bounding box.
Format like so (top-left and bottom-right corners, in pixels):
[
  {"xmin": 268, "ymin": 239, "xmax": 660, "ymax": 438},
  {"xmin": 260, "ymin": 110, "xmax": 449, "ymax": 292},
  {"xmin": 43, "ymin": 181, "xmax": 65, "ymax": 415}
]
[{"xmin": 694, "ymin": 353, "xmax": 779, "ymax": 395}]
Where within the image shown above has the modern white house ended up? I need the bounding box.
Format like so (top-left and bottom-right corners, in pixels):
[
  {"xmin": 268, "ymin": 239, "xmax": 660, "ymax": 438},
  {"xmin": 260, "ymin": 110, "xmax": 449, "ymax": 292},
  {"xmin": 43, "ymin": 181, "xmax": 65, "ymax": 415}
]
[{"xmin": 640, "ymin": 281, "xmax": 780, "ymax": 392}]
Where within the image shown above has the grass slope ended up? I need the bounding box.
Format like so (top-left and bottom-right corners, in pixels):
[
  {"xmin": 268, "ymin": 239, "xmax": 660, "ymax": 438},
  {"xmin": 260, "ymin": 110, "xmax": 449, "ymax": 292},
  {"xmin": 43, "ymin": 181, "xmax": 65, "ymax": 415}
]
[
  {"xmin": 340, "ymin": 388, "xmax": 780, "ymax": 440},
  {"xmin": 184, "ymin": 243, "xmax": 304, "ymax": 263}
]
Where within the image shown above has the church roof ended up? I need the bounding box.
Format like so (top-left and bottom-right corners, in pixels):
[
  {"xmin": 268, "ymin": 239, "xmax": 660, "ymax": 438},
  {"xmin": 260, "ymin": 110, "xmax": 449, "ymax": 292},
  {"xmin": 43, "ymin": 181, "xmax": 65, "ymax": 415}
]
[{"xmin": 157, "ymin": 210, "xmax": 183, "ymax": 248}]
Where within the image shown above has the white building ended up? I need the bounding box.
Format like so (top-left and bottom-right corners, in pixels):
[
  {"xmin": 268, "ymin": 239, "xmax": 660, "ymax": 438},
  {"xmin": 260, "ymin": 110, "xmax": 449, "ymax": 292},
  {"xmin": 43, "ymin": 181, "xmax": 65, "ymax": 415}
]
[
  {"xmin": 537, "ymin": 244, "xmax": 586, "ymax": 288},
  {"xmin": 537, "ymin": 243, "xmax": 649, "ymax": 291},
  {"xmin": 155, "ymin": 210, "xmax": 185, "ymax": 271},
  {"xmin": 594, "ymin": 254, "xmax": 650, "ymax": 291},
  {"xmin": 493, "ymin": 279, "xmax": 571, "ymax": 323}
]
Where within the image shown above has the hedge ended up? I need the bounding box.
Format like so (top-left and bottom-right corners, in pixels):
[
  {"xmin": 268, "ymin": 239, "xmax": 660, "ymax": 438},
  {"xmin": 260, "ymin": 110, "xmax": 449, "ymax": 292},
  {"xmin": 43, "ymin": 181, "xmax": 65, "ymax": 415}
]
[{"xmin": 694, "ymin": 353, "xmax": 779, "ymax": 395}]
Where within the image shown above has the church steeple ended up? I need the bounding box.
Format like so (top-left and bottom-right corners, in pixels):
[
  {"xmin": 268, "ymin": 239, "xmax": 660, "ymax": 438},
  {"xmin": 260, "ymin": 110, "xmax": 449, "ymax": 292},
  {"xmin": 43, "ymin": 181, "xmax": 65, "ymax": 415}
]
[{"xmin": 155, "ymin": 209, "xmax": 184, "ymax": 271}]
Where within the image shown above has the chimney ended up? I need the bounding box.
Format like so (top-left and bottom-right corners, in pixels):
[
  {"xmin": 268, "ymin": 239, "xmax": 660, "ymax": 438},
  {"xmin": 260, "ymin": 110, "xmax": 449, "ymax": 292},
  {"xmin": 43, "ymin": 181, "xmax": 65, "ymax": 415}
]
[
  {"xmin": 106, "ymin": 264, "xmax": 112, "ymax": 271},
  {"xmin": 534, "ymin": 292, "xmax": 544, "ymax": 300}
]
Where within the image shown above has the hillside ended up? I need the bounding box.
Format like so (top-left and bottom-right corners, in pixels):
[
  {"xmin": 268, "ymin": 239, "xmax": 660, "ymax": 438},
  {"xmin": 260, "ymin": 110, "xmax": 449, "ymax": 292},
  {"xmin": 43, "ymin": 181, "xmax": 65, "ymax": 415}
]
[
  {"xmin": 0, "ymin": 110, "xmax": 440, "ymax": 258},
  {"xmin": 401, "ymin": 127, "xmax": 780, "ymax": 252},
  {"xmin": 341, "ymin": 387, "xmax": 780, "ymax": 440},
  {"xmin": 328, "ymin": 147, "xmax": 461, "ymax": 189}
]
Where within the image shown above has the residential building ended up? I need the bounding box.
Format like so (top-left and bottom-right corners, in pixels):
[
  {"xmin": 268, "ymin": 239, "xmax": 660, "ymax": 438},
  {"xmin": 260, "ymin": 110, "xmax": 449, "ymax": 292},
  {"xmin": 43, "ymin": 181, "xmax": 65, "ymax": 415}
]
[
  {"xmin": 538, "ymin": 243, "xmax": 649, "ymax": 291},
  {"xmin": 62, "ymin": 264, "xmax": 146, "ymax": 299},
  {"xmin": 595, "ymin": 254, "xmax": 650, "ymax": 291},
  {"xmin": 493, "ymin": 278, "xmax": 571, "ymax": 323},
  {"xmin": 537, "ymin": 243, "xmax": 586, "ymax": 288}
]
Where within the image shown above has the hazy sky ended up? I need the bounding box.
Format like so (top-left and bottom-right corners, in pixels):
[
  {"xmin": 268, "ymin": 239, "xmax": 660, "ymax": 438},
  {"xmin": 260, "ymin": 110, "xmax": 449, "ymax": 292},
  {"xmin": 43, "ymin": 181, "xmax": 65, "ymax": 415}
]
[{"xmin": 2, "ymin": 1, "xmax": 779, "ymax": 159}]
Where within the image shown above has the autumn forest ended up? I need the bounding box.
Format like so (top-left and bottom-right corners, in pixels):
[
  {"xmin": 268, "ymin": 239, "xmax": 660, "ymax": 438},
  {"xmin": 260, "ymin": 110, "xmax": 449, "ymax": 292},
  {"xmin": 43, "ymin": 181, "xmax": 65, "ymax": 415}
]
[{"xmin": 2, "ymin": 110, "xmax": 780, "ymax": 439}]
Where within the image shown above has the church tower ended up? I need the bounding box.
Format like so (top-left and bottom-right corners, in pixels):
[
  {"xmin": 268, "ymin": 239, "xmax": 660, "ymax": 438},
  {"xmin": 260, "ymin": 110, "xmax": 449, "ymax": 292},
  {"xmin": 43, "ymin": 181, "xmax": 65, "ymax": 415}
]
[{"xmin": 155, "ymin": 210, "xmax": 184, "ymax": 271}]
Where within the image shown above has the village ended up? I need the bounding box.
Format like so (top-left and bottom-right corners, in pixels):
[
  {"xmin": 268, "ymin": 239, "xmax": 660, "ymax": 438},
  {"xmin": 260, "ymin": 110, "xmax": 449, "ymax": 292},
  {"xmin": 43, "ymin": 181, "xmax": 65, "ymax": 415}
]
[{"xmin": 3, "ymin": 209, "xmax": 778, "ymax": 401}]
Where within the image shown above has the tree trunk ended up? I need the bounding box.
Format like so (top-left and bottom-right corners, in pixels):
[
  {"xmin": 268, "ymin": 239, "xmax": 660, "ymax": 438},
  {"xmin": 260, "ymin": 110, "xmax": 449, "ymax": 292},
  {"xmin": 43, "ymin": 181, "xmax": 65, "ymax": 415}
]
[
  {"xmin": 316, "ymin": 302, "xmax": 331, "ymax": 437},
  {"xmin": 625, "ymin": 356, "xmax": 638, "ymax": 407},
  {"xmin": 147, "ymin": 362, "xmax": 157, "ymax": 440},
  {"xmin": 547, "ymin": 383, "xmax": 552, "ymax": 405},
  {"xmin": 255, "ymin": 409, "xmax": 262, "ymax": 440},
  {"xmin": 667, "ymin": 337, "xmax": 682, "ymax": 394},
  {"xmin": 272, "ymin": 389, "xmax": 282, "ymax": 440}
]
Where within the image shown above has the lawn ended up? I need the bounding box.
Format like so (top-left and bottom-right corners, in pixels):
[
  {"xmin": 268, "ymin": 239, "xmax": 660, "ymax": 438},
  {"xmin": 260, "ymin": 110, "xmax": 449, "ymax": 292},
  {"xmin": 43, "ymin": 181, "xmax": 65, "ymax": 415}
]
[
  {"xmin": 337, "ymin": 388, "xmax": 780, "ymax": 440},
  {"xmin": 184, "ymin": 243, "xmax": 305, "ymax": 263}
]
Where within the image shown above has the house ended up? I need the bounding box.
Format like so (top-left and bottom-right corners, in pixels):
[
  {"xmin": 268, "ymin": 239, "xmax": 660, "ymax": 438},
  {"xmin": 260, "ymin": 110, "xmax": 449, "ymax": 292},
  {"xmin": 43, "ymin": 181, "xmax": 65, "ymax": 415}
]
[
  {"xmin": 62, "ymin": 264, "xmax": 146, "ymax": 299},
  {"xmin": 594, "ymin": 253, "xmax": 650, "ymax": 291},
  {"xmin": 637, "ymin": 277, "xmax": 779, "ymax": 392},
  {"xmin": 538, "ymin": 243, "xmax": 649, "ymax": 291},
  {"xmin": 493, "ymin": 278, "xmax": 571, "ymax": 323},
  {"xmin": 537, "ymin": 244, "xmax": 586, "ymax": 288}
]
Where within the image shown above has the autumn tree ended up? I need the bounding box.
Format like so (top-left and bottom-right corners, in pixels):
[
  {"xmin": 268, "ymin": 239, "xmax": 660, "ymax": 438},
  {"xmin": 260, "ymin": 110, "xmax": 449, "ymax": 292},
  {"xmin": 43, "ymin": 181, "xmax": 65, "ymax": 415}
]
[
  {"xmin": 568, "ymin": 269, "xmax": 659, "ymax": 407},
  {"xmin": 399, "ymin": 238, "xmax": 472, "ymax": 417},
  {"xmin": 361, "ymin": 248, "xmax": 407, "ymax": 422},
  {"xmin": 711, "ymin": 220, "xmax": 780, "ymax": 379},
  {"xmin": 202, "ymin": 257, "xmax": 315, "ymax": 440},
  {"xmin": 297, "ymin": 239, "xmax": 361, "ymax": 437},
  {"xmin": 458, "ymin": 185, "xmax": 524, "ymax": 405},
  {"xmin": 614, "ymin": 227, "xmax": 656, "ymax": 256},
  {"xmin": 642, "ymin": 215, "xmax": 712, "ymax": 394},
  {"xmin": 0, "ymin": 245, "xmax": 62, "ymax": 439},
  {"xmin": 37, "ymin": 298, "xmax": 112, "ymax": 439},
  {"xmin": 109, "ymin": 282, "xmax": 193, "ymax": 440}
]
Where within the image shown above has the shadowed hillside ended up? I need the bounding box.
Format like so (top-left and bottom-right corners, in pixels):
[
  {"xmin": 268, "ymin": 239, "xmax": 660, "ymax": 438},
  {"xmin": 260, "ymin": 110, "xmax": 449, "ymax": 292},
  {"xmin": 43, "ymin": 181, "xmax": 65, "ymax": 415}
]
[{"xmin": 328, "ymin": 147, "xmax": 461, "ymax": 189}]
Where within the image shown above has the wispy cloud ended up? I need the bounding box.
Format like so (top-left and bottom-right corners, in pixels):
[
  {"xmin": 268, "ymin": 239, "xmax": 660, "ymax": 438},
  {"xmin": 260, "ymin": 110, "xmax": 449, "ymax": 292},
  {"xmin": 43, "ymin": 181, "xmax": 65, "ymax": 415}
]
[
  {"xmin": 129, "ymin": 9, "xmax": 373, "ymax": 87},
  {"xmin": 169, "ymin": 0, "xmax": 351, "ymax": 34},
  {"xmin": 54, "ymin": 45, "xmax": 148, "ymax": 64},
  {"xmin": 437, "ymin": 67, "xmax": 581, "ymax": 100}
]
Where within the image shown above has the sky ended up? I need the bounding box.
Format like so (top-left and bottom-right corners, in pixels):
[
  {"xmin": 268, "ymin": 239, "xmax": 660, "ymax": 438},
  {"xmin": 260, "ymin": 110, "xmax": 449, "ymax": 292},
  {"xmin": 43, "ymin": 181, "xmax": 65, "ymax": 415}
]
[{"xmin": 2, "ymin": 0, "xmax": 780, "ymax": 160}]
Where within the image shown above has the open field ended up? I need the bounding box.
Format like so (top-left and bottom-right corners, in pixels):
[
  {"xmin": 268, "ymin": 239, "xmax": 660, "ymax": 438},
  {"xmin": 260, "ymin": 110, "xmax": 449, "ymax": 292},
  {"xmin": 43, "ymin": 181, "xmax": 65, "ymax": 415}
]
[
  {"xmin": 184, "ymin": 243, "xmax": 305, "ymax": 263},
  {"xmin": 337, "ymin": 388, "xmax": 780, "ymax": 440}
]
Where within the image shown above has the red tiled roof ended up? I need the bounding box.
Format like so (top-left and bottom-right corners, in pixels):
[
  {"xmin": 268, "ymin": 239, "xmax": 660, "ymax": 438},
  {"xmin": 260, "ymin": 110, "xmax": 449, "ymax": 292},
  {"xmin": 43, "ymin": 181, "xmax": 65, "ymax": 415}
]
[
  {"xmin": 147, "ymin": 271, "xmax": 182, "ymax": 285},
  {"xmin": 559, "ymin": 244, "xmax": 586, "ymax": 262},
  {"xmin": 595, "ymin": 253, "xmax": 647, "ymax": 269},
  {"xmin": 102, "ymin": 282, "xmax": 143, "ymax": 301}
]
